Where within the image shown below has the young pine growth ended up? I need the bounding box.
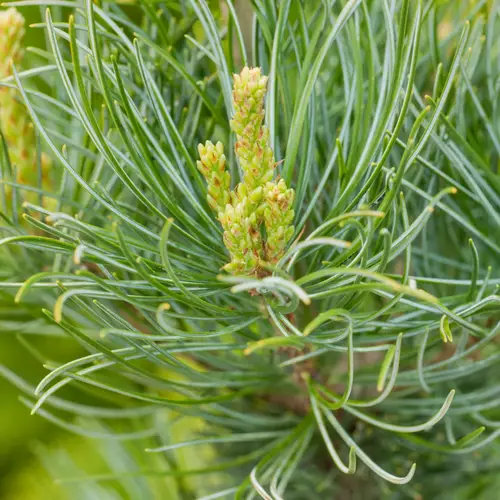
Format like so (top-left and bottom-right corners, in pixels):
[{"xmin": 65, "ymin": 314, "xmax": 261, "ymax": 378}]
[
  {"xmin": 197, "ymin": 67, "xmax": 294, "ymax": 275},
  {"xmin": 0, "ymin": 7, "xmax": 52, "ymax": 206}
]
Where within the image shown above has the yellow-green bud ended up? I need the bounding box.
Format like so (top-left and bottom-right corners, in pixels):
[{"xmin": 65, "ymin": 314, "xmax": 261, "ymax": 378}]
[
  {"xmin": 196, "ymin": 140, "xmax": 231, "ymax": 214},
  {"xmin": 230, "ymin": 67, "xmax": 275, "ymax": 192},
  {"xmin": 262, "ymin": 179, "xmax": 295, "ymax": 264},
  {"xmin": 0, "ymin": 8, "xmax": 24, "ymax": 78}
]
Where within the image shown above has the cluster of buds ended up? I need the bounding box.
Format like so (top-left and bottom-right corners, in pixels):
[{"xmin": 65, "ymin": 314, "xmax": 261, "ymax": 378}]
[
  {"xmin": 218, "ymin": 197, "xmax": 263, "ymax": 275},
  {"xmin": 197, "ymin": 67, "xmax": 295, "ymax": 276},
  {"xmin": 0, "ymin": 8, "xmax": 53, "ymax": 210}
]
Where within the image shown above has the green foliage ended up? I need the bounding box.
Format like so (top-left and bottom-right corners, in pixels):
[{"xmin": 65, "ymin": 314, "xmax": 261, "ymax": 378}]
[{"xmin": 0, "ymin": 0, "xmax": 499, "ymax": 498}]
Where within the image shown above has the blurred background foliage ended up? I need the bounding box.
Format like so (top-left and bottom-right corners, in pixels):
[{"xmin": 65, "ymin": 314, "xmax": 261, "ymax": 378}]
[
  {"xmin": 0, "ymin": 4, "xmax": 146, "ymax": 498},
  {"xmin": 0, "ymin": 3, "xmax": 223, "ymax": 498}
]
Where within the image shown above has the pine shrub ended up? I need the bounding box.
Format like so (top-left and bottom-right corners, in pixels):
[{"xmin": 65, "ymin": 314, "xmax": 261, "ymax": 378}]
[{"xmin": 0, "ymin": 1, "xmax": 500, "ymax": 499}]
